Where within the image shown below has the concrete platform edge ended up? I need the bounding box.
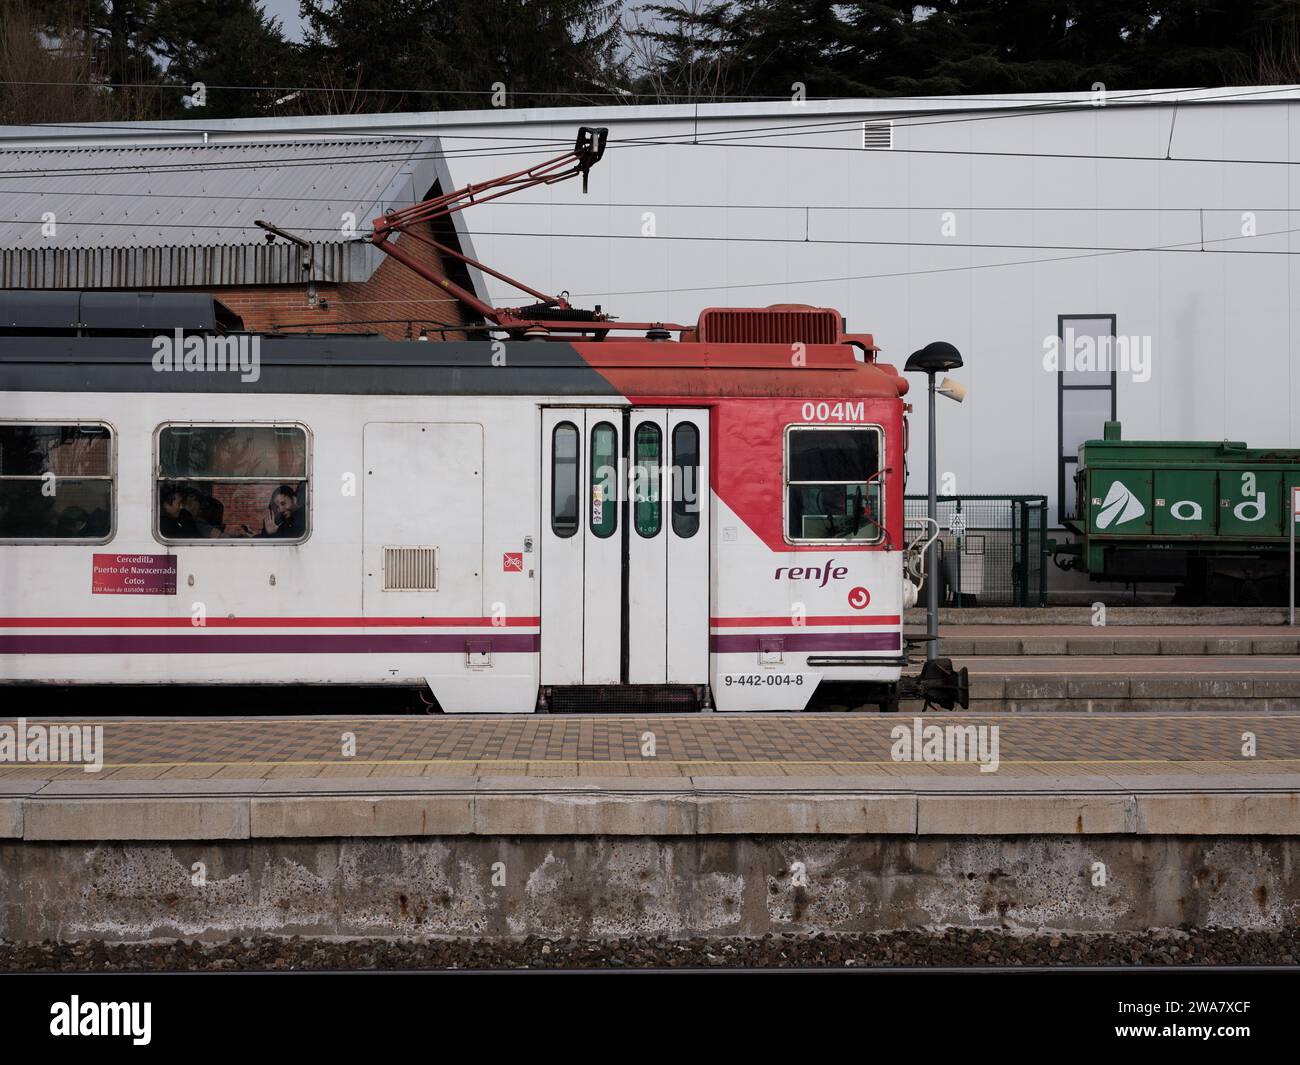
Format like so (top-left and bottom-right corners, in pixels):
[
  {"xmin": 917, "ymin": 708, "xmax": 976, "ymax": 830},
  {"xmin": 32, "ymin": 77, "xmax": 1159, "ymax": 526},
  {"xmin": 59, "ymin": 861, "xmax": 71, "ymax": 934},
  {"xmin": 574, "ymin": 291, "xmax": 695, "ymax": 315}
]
[{"xmin": 10, "ymin": 776, "xmax": 1300, "ymax": 840}]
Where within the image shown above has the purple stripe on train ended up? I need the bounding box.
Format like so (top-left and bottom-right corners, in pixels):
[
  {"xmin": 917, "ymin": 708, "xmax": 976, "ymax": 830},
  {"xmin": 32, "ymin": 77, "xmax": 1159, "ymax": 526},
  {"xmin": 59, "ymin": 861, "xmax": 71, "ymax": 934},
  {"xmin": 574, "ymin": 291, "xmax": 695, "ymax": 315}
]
[
  {"xmin": 0, "ymin": 633, "xmax": 541, "ymax": 654},
  {"xmin": 709, "ymin": 632, "xmax": 901, "ymax": 653}
]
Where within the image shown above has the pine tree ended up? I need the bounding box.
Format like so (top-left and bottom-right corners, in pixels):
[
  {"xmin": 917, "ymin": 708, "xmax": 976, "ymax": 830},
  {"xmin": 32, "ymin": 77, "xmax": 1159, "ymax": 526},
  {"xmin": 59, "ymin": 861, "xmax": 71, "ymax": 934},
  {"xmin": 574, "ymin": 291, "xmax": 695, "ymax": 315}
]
[
  {"xmin": 151, "ymin": 0, "xmax": 294, "ymax": 118},
  {"xmin": 298, "ymin": 0, "xmax": 627, "ymax": 112}
]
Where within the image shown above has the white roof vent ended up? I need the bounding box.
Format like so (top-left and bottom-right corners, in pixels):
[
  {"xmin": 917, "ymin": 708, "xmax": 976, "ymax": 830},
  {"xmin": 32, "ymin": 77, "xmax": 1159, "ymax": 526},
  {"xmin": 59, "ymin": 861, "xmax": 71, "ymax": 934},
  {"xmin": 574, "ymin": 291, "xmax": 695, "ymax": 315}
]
[{"xmin": 862, "ymin": 121, "xmax": 893, "ymax": 150}]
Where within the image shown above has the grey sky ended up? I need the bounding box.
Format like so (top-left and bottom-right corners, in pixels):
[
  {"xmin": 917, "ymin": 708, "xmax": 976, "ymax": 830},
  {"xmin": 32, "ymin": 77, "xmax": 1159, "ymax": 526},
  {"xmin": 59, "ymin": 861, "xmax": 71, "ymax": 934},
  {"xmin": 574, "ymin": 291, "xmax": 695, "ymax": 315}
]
[
  {"xmin": 258, "ymin": 0, "xmax": 307, "ymax": 41},
  {"xmin": 258, "ymin": 1, "xmax": 655, "ymax": 45}
]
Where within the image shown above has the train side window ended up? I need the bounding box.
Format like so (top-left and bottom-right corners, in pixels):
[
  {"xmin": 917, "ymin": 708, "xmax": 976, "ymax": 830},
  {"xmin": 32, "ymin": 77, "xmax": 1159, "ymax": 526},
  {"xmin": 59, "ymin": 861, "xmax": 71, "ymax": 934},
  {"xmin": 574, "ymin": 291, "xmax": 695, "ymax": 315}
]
[
  {"xmin": 0, "ymin": 423, "xmax": 114, "ymax": 542},
  {"xmin": 633, "ymin": 422, "xmax": 662, "ymax": 537},
  {"xmin": 671, "ymin": 422, "xmax": 700, "ymax": 538},
  {"xmin": 551, "ymin": 422, "xmax": 579, "ymax": 538},
  {"xmin": 784, "ymin": 426, "xmax": 884, "ymax": 543},
  {"xmin": 156, "ymin": 424, "xmax": 309, "ymax": 543},
  {"xmin": 590, "ymin": 422, "xmax": 618, "ymax": 538}
]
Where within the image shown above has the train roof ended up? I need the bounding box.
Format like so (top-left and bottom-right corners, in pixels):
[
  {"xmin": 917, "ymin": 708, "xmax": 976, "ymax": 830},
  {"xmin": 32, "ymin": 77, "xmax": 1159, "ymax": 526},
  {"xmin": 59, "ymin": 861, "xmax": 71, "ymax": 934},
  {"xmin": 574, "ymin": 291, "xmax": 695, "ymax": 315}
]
[{"xmin": 0, "ymin": 290, "xmax": 909, "ymax": 400}]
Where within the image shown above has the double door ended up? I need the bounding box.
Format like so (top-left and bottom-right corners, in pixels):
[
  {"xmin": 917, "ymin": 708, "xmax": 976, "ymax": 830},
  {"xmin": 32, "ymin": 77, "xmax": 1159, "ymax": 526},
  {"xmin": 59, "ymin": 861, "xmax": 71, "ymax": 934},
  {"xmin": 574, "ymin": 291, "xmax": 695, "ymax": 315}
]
[{"xmin": 540, "ymin": 407, "xmax": 709, "ymax": 685}]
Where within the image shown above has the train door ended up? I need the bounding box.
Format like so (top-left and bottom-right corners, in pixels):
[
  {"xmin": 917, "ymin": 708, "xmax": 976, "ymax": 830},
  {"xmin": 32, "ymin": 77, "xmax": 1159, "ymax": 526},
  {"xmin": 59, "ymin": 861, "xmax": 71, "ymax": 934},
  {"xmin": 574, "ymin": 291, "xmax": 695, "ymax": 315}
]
[
  {"xmin": 627, "ymin": 409, "xmax": 711, "ymax": 683},
  {"xmin": 540, "ymin": 407, "xmax": 710, "ymax": 688},
  {"xmin": 540, "ymin": 409, "xmax": 622, "ymax": 684},
  {"xmin": 665, "ymin": 411, "xmax": 709, "ymax": 682}
]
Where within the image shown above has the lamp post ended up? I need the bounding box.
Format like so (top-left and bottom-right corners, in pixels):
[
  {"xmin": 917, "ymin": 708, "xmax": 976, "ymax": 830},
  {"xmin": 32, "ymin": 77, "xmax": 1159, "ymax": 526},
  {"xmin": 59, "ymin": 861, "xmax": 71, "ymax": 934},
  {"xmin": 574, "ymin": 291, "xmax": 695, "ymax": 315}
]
[{"xmin": 904, "ymin": 342, "xmax": 965, "ymax": 661}]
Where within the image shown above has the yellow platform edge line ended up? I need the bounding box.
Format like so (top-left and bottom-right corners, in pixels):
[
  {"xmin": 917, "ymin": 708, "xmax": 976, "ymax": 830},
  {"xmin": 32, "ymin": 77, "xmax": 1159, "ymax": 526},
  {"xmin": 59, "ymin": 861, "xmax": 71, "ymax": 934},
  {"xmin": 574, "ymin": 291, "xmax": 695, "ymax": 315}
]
[{"xmin": 20, "ymin": 756, "xmax": 1300, "ymax": 771}]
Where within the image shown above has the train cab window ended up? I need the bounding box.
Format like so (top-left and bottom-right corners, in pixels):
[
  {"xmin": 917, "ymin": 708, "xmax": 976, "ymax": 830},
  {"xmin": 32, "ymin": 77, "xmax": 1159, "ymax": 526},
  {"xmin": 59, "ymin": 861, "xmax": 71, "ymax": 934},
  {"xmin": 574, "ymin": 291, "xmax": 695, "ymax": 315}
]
[
  {"xmin": 0, "ymin": 423, "xmax": 114, "ymax": 542},
  {"xmin": 590, "ymin": 422, "xmax": 618, "ymax": 538},
  {"xmin": 784, "ymin": 426, "xmax": 883, "ymax": 543},
  {"xmin": 156, "ymin": 424, "xmax": 308, "ymax": 543},
  {"xmin": 551, "ymin": 422, "xmax": 579, "ymax": 538},
  {"xmin": 633, "ymin": 422, "xmax": 662, "ymax": 537},
  {"xmin": 671, "ymin": 423, "xmax": 700, "ymax": 538}
]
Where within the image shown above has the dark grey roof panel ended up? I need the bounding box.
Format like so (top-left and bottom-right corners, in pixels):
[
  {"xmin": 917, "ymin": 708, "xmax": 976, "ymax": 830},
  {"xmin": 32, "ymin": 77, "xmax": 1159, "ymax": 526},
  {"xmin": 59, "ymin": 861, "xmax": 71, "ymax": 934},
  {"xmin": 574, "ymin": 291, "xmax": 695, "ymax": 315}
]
[
  {"xmin": 0, "ymin": 290, "xmax": 241, "ymax": 332},
  {"xmin": 0, "ymin": 290, "xmax": 81, "ymax": 329},
  {"xmin": 0, "ymin": 336, "xmax": 625, "ymax": 397},
  {"xmin": 0, "ymin": 290, "xmax": 246, "ymax": 333}
]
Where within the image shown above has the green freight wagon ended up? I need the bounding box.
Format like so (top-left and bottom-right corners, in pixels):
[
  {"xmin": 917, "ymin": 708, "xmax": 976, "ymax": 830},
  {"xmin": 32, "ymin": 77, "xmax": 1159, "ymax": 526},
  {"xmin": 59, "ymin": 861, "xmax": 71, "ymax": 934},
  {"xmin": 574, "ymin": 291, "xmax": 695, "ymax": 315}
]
[{"xmin": 1055, "ymin": 422, "xmax": 1300, "ymax": 603}]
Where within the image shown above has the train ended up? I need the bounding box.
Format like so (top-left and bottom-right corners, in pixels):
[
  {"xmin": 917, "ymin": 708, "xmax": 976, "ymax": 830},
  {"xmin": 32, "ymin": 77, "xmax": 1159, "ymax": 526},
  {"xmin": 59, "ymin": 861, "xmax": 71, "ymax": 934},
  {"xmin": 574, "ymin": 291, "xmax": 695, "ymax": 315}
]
[
  {"xmin": 0, "ymin": 289, "xmax": 968, "ymax": 712},
  {"xmin": 1056, "ymin": 421, "xmax": 1300, "ymax": 604}
]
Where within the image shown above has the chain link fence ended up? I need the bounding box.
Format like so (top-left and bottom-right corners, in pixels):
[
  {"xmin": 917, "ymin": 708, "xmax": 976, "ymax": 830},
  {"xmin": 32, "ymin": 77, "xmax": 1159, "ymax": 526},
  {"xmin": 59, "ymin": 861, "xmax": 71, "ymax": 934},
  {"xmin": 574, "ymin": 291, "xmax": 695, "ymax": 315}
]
[{"xmin": 904, "ymin": 495, "xmax": 1049, "ymax": 607}]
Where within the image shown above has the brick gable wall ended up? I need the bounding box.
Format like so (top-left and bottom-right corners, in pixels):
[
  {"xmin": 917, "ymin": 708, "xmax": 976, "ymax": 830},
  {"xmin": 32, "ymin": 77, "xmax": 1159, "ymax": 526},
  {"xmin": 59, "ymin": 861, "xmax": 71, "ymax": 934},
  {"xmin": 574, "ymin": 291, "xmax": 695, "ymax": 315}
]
[{"xmin": 182, "ymin": 222, "xmax": 481, "ymax": 341}]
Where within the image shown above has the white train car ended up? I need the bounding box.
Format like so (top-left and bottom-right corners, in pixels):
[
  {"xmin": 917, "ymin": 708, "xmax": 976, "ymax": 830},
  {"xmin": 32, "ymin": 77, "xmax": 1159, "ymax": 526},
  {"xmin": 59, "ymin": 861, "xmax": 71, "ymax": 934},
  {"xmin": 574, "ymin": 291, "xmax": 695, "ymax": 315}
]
[{"xmin": 0, "ymin": 292, "xmax": 965, "ymax": 712}]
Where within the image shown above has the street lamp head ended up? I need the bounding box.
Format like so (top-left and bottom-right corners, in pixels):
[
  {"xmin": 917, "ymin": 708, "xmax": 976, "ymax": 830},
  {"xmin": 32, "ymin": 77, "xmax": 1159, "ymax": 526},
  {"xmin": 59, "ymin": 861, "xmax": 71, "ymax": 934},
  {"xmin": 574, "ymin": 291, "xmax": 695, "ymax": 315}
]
[{"xmin": 905, "ymin": 341, "xmax": 963, "ymax": 374}]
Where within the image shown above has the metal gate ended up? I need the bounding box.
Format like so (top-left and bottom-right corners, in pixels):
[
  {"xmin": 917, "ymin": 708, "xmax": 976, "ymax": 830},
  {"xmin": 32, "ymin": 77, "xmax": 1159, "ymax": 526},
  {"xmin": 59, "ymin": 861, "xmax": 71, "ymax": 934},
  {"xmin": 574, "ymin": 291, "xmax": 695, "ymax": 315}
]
[{"xmin": 904, "ymin": 494, "xmax": 1048, "ymax": 607}]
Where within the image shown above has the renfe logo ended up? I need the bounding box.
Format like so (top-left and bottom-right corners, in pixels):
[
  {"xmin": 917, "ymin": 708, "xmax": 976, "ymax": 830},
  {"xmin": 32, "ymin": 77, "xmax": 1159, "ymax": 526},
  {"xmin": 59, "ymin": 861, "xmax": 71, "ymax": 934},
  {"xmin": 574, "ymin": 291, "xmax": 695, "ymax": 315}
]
[{"xmin": 774, "ymin": 560, "xmax": 848, "ymax": 587}]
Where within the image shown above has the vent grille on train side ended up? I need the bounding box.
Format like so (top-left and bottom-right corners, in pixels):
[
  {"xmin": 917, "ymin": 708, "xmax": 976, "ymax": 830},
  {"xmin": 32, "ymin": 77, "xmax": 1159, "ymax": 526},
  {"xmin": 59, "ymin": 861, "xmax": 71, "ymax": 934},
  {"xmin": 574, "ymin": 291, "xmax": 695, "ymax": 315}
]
[
  {"xmin": 383, "ymin": 546, "xmax": 438, "ymax": 591},
  {"xmin": 695, "ymin": 305, "xmax": 842, "ymax": 345}
]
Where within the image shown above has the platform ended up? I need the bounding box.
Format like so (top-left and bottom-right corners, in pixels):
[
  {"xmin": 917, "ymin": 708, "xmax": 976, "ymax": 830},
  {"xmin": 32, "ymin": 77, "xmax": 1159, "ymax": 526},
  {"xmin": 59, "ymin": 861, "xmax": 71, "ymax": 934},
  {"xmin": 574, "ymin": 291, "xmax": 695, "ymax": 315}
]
[
  {"xmin": 3, "ymin": 711, "xmax": 1299, "ymax": 940},
  {"xmin": 935, "ymin": 624, "xmax": 1300, "ymax": 656},
  {"xmin": 893, "ymin": 622, "xmax": 1300, "ymax": 712},
  {"xmin": 2, "ymin": 711, "xmax": 1299, "ymax": 838}
]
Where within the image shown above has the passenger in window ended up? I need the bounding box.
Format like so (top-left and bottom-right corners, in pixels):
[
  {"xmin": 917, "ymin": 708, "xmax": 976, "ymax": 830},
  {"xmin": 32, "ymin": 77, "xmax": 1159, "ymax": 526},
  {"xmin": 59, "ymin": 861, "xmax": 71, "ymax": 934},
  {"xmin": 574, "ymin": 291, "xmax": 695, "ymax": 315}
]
[
  {"xmin": 181, "ymin": 486, "xmax": 250, "ymax": 539},
  {"xmin": 159, "ymin": 483, "xmax": 199, "ymax": 538},
  {"xmin": 0, "ymin": 484, "xmax": 55, "ymax": 537},
  {"xmin": 54, "ymin": 505, "xmax": 110, "ymax": 538},
  {"xmin": 179, "ymin": 487, "xmax": 220, "ymax": 539},
  {"xmin": 257, "ymin": 484, "xmax": 305, "ymax": 538}
]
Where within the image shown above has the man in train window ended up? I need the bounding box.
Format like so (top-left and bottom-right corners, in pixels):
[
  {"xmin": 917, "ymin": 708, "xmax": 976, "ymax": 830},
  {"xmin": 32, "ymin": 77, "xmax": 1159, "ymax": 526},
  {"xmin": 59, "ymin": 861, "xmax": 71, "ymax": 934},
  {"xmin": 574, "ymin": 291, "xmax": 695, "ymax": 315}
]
[
  {"xmin": 159, "ymin": 483, "xmax": 199, "ymax": 538},
  {"xmin": 181, "ymin": 485, "xmax": 250, "ymax": 539},
  {"xmin": 258, "ymin": 484, "xmax": 306, "ymax": 539},
  {"xmin": 55, "ymin": 504, "xmax": 110, "ymax": 539}
]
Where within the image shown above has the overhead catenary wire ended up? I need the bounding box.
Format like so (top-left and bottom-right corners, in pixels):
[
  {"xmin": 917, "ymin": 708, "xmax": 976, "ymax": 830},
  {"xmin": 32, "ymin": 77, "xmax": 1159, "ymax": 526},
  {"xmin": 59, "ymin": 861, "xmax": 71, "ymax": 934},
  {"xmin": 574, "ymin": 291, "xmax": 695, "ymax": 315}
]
[
  {"xmin": 1, "ymin": 183, "xmax": 1294, "ymax": 214},
  {"xmin": 104, "ymin": 222, "xmax": 1300, "ymax": 314},
  {"xmin": 3, "ymin": 132, "xmax": 1300, "ymax": 180},
  {"xmin": 3, "ymin": 83, "xmax": 1300, "ymax": 178},
  {"xmin": 4, "ymin": 81, "xmax": 1296, "ymax": 144},
  {"xmin": 2, "ymin": 81, "xmax": 1279, "ymax": 124},
  {"xmin": 4, "ymin": 216, "xmax": 1299, "ymax": 258},
  {"xmin": 571, "ymin": 224, "xmax": 1300, "ymax": 295}
]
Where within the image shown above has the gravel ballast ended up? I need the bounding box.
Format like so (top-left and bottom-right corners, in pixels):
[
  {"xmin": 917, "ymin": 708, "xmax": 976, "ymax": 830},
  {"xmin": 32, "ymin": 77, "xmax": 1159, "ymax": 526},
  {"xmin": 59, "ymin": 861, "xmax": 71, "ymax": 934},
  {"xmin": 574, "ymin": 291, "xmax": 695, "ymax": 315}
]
[{"xmin": 2, "ymin": 928, "xmax": 1298, "ymax": 971}]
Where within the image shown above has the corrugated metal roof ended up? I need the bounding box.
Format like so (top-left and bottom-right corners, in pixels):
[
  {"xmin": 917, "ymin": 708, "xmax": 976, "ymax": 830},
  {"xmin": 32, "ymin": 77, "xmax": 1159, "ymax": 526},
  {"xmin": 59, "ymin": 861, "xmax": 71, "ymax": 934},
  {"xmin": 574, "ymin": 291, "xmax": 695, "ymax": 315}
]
[{"xmin": 0, "ymin": 138, "xmax": 442, "ymax": 288}]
